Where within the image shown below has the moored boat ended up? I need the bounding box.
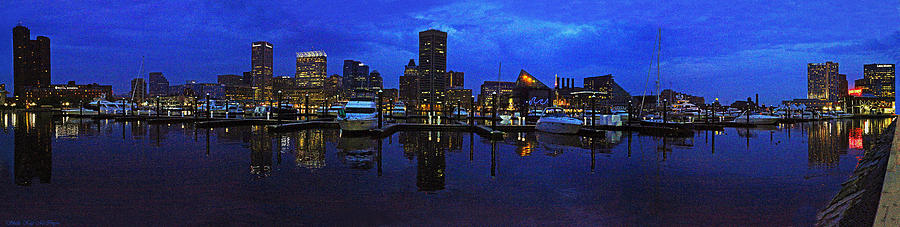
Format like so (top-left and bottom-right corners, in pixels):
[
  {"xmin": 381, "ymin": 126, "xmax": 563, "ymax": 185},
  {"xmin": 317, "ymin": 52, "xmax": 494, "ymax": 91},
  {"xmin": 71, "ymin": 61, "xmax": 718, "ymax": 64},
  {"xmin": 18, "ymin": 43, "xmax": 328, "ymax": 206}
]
[
  {"xmin": 337, "ymin": 98, "xmax": 378, "ymax": 131},
  {"xmin": 536, "ymin": 107, "xmax": 583, "ymax": 134}
]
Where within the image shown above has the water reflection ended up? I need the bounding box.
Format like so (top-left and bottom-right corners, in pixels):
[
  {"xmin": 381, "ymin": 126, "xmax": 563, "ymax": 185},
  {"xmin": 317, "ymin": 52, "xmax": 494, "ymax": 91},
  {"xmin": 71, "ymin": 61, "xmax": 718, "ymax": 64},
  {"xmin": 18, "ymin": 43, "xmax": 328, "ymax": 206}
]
[
  {"xmin": 337, "ymin": 136, "xmax": 375, "ymax": 169},
  {"xmin": 13, "ymin": 112, "xmax": 52, "ymax": 186},
  {"xmin": 249, "ymin": 126, "xmax": 273, "ymax": 178}
]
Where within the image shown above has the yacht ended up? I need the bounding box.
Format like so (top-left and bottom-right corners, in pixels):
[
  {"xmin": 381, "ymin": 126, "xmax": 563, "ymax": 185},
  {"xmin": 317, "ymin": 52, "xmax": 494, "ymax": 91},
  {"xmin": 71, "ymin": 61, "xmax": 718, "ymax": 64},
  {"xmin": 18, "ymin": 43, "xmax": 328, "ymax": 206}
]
[
  {"xmin": 337, "ymin": 98, "xmax": 378, "ymax": 131},
  {"xmin": 732, "ymin": 111, "xmax": 779, "ymax": 125},
  {"xmin": 536, "ymin": 107, "xmax": 584, "ymax": 134},
  {"xmin": 86, "ymin": 100, "xmax": 132, "ymax": 115},
  {"xmin": 670, "ymin": 98, "xmax": 702, "ymax": 116}
]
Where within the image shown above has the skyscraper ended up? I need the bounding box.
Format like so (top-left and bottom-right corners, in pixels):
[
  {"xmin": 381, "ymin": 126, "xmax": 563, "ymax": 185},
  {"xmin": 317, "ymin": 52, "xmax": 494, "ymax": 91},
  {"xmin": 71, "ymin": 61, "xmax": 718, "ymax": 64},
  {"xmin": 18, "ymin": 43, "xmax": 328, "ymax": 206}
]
[
  {"xmin": 418, "ymin": 29, "xmax": 448, "ymax": 111},
  {"xmin": 130, "ymin": 78, "xmax": 146, "ymax": 101},
  {"xmin": 295, "ymin": 50, "xmax": 327, "ymax": 88},
  {"xmin": 148, "ymin": 72, "xmax": 169, "ymax": 97},
  {"xmin": 808, "ymin": 62, "xmax": 842, "ymax": 101},
  {"xmin": 12, "ymin": 24, "xmax": 50, "ymax": 97},
  {"xmin": 252, "ymin": 41, "xmax": 273, "ymax": 100},
  {"xmin": 342, "ymin": 60, "xmax": 370, "ymax": 97},
  {"xmin": 369, "ymin": 70, "xmax": 383, "ymax": 89},
  {"xmin": 863, "ymin": 64, "xmax": 895, "ymax": 98},
  {"xmin": 399, "ymin": 59, "xmax": 419, "ymax": 107}
]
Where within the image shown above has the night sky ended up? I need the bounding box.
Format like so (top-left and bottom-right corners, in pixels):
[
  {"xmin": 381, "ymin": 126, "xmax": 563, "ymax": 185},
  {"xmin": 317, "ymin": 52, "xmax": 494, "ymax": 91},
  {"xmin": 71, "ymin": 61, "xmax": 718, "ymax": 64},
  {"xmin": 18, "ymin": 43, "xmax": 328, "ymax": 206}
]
[{"xmin": 0, "ymin": 0, "xmax": 897, "ymax": 104}]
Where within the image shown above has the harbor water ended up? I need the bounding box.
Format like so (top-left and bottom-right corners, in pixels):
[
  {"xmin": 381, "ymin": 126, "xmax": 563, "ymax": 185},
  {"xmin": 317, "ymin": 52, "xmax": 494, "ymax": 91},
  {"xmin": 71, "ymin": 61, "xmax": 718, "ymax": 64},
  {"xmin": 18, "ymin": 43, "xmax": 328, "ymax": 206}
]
[{"xmin": 0, "ymin": 111, "xmax": 893, "ymax": 225}]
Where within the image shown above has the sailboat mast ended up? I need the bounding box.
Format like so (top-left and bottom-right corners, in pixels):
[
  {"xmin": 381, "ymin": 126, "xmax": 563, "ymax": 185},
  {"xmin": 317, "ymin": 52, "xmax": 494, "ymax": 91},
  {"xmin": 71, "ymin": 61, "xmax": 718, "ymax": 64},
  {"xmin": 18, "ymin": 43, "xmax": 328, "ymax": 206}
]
[
  {"xmin": 132, "ymin": 56, "xmax": 144, "ymax": 101},
  {"xmin": 655, "ymin": 28, "xmax": 661, "ymax": 106}
]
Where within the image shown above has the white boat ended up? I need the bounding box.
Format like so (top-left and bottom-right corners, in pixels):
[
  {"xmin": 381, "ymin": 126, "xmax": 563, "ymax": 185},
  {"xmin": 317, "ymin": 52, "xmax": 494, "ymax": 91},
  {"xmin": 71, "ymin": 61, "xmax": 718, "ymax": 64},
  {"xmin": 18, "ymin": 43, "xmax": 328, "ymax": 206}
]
[
  {"xmin": 87, "ymin": 100, "xmax": 132, "ymax": 115},
  {"xmin": 536, "ymin": 107, "xmax": 583, "ymax": 134},
  {"xmin": 732, "ymin": 111, "xmax": 779, "ymax": 125},
  {"xmin": 337, "ymin": 98, "xmax": 378, "ymax": 131},
  {"xmin": 670, "ymin": 98, "xmax": 702, "ymax": 116}
]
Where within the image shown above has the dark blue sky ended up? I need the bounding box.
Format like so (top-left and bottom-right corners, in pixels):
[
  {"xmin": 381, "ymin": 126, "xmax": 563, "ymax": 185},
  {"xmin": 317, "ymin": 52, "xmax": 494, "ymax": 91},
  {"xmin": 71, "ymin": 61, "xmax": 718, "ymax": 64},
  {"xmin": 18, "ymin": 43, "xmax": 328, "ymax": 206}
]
[{"xmin": 1, "ymin": 0, "xmax": 898, "ymax": 104}]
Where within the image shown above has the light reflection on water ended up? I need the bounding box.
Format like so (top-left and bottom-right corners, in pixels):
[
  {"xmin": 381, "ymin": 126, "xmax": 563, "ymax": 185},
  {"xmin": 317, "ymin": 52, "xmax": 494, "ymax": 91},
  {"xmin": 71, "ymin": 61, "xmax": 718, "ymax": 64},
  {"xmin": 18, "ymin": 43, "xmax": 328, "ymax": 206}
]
[{"xmin": 0, "ymin": 110, "xmax": 893, "ymax": 225}]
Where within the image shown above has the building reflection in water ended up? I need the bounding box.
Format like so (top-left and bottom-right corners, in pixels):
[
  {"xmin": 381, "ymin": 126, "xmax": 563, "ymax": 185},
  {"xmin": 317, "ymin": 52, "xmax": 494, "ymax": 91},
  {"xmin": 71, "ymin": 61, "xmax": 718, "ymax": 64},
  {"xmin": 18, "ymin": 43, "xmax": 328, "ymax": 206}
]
[
  {"xmin": 249, "ymin": 126, "xmax": 273, "ymax": 178},
  {"xmin": 13, "ymin": 112, "xmax": 53, "ymax": 186},
  {"xmin": 807, "ymin": 121, "xmax": 850, "ymax": 167},
  {"xmin": 293, "ymin": 129, "xmax": 331, "ymax": 169},
  {"xmin": 398, "ymin": 131, "xmax": 449, "ymax": 192},
  {"xmin": 337, "ymin": 135, "xmax": 375, "ymax": 169}
]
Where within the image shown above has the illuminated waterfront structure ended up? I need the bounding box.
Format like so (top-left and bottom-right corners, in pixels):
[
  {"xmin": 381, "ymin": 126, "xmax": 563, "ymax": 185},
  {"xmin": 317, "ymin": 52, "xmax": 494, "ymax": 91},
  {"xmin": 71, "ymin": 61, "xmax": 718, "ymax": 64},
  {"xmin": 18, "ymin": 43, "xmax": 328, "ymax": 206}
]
[
  {"xmin": 13, "ymin": 24, "xmax": 50, "ymax": 97},
  {"xmin": 808, "ymin": 62, "xmax": 845, "ymax": 101},
  {"xmin": 22, "ymin": 81, "xmax": 112, "ymax": 103},
  {"xmin": 148, "ymin": 72, "xmax": 169, "ymax": 97},
  {"xmin": 862, "ymin": 64, "xmax": 895, "ymax": 99},
  {"xmin": 513, "ymin": 70, "xmax": 552, "ymax": 113}
]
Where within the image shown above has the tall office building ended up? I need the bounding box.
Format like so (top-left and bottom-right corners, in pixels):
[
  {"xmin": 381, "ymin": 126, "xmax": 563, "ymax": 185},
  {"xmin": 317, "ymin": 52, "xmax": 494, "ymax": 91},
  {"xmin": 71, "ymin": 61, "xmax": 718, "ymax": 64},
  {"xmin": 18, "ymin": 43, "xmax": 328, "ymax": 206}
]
[
  {"xmin": 808, "ymin": 62, "xmax": 843, "ymax": 101},
  {"xmin": 447, "ymin": 71, "xmax": 464, "ymax": 89},
  {"xmin": 418, "ymin": 29, "xmax": 449, "ymax": 110},
  {"xmin": 863, "ymin": 64, "xmax": 895, "ymax": 98},
  {"xmin": 251, "ymin": 41, "xmax": 274, "ymax": 87},
  {"xmin": 295, "ymin": 50, "xmax": 327, "ymax": 88},
  {"xmin": 12, "ymin": 24, "xmax": 50, "ymax": 97},
  {"xmin": 342, "ymin": 60, "xmax": 370, "ymax": 96},
  {"xmin": 130, "ymin": 78, "xmax": 146, "ymax": 101},
  {"xmin": 399, "ymin": 59, "xmax": 419, "ymax": 107},
  {"xmin": 148, "ymin": 72, "xmax": 169, "ymax": 97},
  {"xmin": 369, "ymin": 70, "xmax": 383, "ymax": 89}
]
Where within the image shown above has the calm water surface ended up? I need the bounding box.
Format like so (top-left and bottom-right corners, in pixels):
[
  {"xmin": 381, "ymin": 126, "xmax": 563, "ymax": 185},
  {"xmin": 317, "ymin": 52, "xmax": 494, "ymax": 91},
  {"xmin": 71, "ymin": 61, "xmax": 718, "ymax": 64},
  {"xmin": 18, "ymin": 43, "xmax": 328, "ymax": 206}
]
[{"xmin": 0, "ymin": 111, "xmax": 893, "ymax": 225}]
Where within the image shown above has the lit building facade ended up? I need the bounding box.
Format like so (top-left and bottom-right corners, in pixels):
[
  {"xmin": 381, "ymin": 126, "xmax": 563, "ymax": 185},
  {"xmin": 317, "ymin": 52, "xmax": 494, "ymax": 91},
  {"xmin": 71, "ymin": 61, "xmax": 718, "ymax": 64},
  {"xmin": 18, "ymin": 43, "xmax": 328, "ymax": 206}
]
[
  {"xmin": 296, "ymin": 50, "xmax": 327, "ymax": 88},
  {"xmin": 808, "ymin": 62, "xmax": 845, "ymax": 101},
  {"xmin": 251, "ymin": 41, "xmax": 274, "ymax": 100},
  {"xmin": 478, "ymin": 81, "xmax": 515, "ymax": 112},
  {"xmin": 862, "ymin": 64, "xmax": 895, "ymax": 99},
  {"xmin": 342, "ymin": 60, "xmax": 370, "ymax": 97},
  {"xmin": 418, "ymin": 29, "xmax": 449, "ymax": 112},
  {"xmin": 148, "ymin": 72, "xmax": 169, "ymax": 97},
  {"xmin": 399, "ymin": 59, "xmax": 419, "ymax": 109},
  {"xmin": 130, "ymin": 78, "xmax": 146, "ymax": 101},
  {"xmin": 22, "ymin": 81, "xmax": 113, "ymax": 103}
]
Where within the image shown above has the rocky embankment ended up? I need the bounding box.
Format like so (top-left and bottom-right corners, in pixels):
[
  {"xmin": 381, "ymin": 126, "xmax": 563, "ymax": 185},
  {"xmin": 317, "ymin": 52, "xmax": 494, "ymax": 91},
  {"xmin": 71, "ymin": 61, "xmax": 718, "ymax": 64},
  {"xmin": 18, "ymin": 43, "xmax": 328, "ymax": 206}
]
[{"xmin": 816, "ymin": 120, "xmax": 895, "ymax": 226}]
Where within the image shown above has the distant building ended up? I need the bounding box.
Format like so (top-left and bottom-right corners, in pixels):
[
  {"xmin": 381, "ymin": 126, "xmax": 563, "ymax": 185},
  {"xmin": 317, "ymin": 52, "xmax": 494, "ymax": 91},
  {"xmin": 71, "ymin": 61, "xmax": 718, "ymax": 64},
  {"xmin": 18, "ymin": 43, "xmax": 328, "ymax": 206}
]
[
  {"xmin": 448, "ymin": 71, "xmax": 464, "ymax": 89},
  {"xmin": 399, "ymin": 59, "xmax": 419, "ymax": 108},
  {"xmin": 23, "ymin": 81, "xmax": 112, "ymax": 103},
  {"xmin": 129, "ymin": 78, "xmax": 146, "ymax": 101},
  {"xmin": 447, "ymin": 88, "xmax": 473, "ymax": 109},
  {"xmin": 583, "ymin": 74, "xmax": 632, "ymax": 107},
  {"xmin": 512, "ymin": 70, "xmax": 552, "ymax": 113},
  {"xmin": 169, "ymin": 81, "xmax": 225, "ymax": 99},
  {"xmin": 0, "ymin": 84, "xmax": 7, "ymax": 104},
  {"xmin": 478, "ymin": 81, "xmax": 515, "ymax": 111},
  {"xmin": 808, "ymin": 62, "xmax": 845, "ymax": 101},
  {"xmin": 862, "ymin": 64, "xmax": 895, "ymax": 99},
  {"xmin": 342, "ymin": 60, "xmax": 370, "ymax": 97},
  {"xmin": 148, "ymin": 72, "xmax": 169, "ymax": 97},
  {"xmin": 252, "ymin": 41, "xmax": 274, "ymax": 100},
  {"xmin": 324, "ymin": 74, "xmax": 342, "ymax": 101},
  {"xmin": 381, "ymin": 88, "xmax": 399, "ymax": 103},
  {"xmin": 217, "ymin": 74, "xmax": 246, "ymax": 86},
  {"xmin": 369, "ymin": 70, "xmax": 383, "ymax": 89},
  {"xmin": 295, "ymin": 50, "xmax": 327, "ymax": 88},
  {"xmin": 13, "ymin": 24, "xmax": 50, "ymax": 97}
]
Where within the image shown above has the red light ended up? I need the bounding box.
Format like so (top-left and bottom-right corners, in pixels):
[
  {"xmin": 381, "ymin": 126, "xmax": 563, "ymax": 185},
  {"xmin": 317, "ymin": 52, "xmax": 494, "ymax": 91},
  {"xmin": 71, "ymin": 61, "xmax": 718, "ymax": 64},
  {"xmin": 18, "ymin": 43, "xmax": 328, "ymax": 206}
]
[
  {"xmin": 849, "ymin": 128, "xmax": 863, "ymax": 149},
  {"xmin": 848, "ymin": 88, "xmax": 862, "ymax": 97}
]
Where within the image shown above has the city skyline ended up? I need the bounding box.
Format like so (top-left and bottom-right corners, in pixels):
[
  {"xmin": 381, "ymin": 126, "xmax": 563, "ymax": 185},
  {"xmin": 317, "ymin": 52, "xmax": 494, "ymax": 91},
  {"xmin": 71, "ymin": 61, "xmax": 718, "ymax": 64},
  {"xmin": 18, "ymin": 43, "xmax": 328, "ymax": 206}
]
[{"xmin": 0, "ymin": 1, "xmax": 898, "ymax": 104}]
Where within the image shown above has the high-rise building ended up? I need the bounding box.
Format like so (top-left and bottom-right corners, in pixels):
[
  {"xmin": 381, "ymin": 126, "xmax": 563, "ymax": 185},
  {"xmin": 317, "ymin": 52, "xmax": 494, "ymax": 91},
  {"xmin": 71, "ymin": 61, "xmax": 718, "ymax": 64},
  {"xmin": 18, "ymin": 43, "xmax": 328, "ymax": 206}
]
[
  {"xmin": 808, "ymin": 62, "xmax": 843, "ymax": 101},
  {"xmin": 478, "ymin": 81, "xmax": 515, "ymax": 111},
  {"xmin": 13, "ymin": 24, "xmax": 50, "ymax": 97},
  {"xmin": 399, "ymin": 59, "xmax": 419, "ymax": 108},
  {"xmin": 296, "ymin": 50, "xmax": 327, "ymax": 88},
  {"xmin": 342, "ymin": 60, "xmax": 370, "ymax": 97},
  {"xmin": 418, "ymin": 29, "xmax": 447, "ymax": 76},
  {"xmin": 252, "ymin": 41, "xmax": 273, "ymax": 100},
  {"xmin": 418, "ymin": 29, "xmax": 449, "ymax": 111},
  {"xmin": 324, "ymin": 74, "xmax": 342, "ymax": 100},
  {"xmin": 130, "ymin": 78, "xmax": 146, "ymax": 101},
  {"xmin": 369, "ymin": 70, "xmax": 383, "ymax": 89},
  {"xmin": 148, "ymin": 72, "xmax": 169, "ymax": 97},
  {"xmin": 863, "ymin": 64, "xmax": 895, "ymax": 98}
]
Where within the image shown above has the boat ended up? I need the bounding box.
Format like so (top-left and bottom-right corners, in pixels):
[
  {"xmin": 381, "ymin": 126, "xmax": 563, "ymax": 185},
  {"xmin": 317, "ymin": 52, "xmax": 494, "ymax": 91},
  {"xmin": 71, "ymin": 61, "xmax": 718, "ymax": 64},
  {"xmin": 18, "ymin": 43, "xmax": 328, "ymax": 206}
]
[
  {"xmin": 86, "ymin": 100, "xmax": 132, "ymax": 115},
  {"xmin": 535, "ymin": 107, "xmax": 584, "ymax": 134},
  {"xmin": 611, "ymin": 109, "xmax": 630, "ymax": 123},
  {"xmin": 670, "ymin": 97, "xmax": 702, "ymax": 116},
  {"xmin": 731, "ymin": 111, "xmax": 779, "ymax": 125},
  {"xmin": 337, "ymin": 98, "xmax": 378, "ymax": 131}
]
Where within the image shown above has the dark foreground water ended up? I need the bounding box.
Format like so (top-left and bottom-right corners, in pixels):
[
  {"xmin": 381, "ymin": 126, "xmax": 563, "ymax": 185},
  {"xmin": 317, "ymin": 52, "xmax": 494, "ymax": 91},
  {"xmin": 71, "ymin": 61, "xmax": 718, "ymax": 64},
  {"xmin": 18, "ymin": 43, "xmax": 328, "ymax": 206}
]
[{"xmin": 0, "ymin": 111, "xmax": 894, "ymax": 225}]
